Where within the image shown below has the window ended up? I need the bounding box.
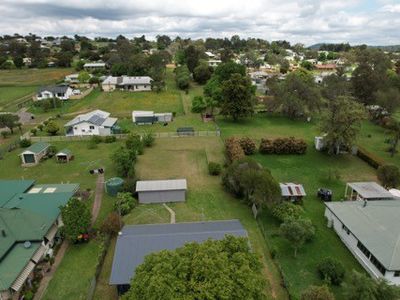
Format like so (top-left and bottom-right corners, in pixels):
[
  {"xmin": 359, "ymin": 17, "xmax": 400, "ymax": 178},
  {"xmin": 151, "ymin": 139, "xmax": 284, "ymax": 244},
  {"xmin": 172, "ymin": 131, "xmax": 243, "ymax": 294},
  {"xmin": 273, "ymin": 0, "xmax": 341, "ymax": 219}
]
[
  {"xmin": 394, "ymin": 271, "xmax": 400, "ymax": 277},
  {"xmin": 89, "ymin": 125, "xmax": 95, "ymax": 130},
  {"xmin": 342, "ymin": 224, "xmax": 350, "ymax": 235},
  {"xmin": 370, "ymin": 255, "xmax": 386, "ymax": 275},
  {"xmin": 74, "ymin": 127, "xmax": 78, "ymax": 130},
  {"xmin": 82, "ymin": 129, "xmax": 85, "ymax": 132},
  {"xmin": 357, "ymin": 241, "xmax": 371, "ymax": 259}
]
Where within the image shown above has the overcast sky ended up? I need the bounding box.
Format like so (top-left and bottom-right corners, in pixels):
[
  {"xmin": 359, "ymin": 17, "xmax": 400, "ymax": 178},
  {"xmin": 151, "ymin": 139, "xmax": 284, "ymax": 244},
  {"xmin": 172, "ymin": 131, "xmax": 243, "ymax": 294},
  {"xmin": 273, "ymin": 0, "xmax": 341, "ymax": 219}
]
[{"xmin": 0, "ymin": 0, "xmax": 399, "ymax": 45}]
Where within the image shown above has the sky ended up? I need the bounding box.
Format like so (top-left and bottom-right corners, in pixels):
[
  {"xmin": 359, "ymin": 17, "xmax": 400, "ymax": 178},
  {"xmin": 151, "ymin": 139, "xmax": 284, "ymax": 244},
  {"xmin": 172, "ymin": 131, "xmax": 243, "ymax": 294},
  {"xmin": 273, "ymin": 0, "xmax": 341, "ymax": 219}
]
[{"xmin": 0, "ymin": 0, "xmax": 399, "ymax": 45}]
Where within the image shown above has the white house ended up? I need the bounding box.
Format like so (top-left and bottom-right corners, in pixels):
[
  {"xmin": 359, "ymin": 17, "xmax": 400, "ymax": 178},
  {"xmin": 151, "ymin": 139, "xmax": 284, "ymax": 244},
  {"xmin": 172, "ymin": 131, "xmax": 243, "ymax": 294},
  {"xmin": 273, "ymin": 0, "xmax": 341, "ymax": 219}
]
[
  {"xmin": 64, "ymin": 110, "xmax": 118, "ymax": 136},
  {"xmin": 84, "ymin": 62, "xmax": 106, "ymax": 70},
  {"xmin": 205, "ymin": 51, "xmax": 215, "ymax": 58},
  {"xmin": 325, "ymin": 200, "xmax": 400, "ymax": 285},
  {"xmin": 101, "ymin": 76, "xmax": 153, "ymax": 92},
  {"xmin": 132, "ymin": 111, "xmax": 173, "ymax": 125},
  {"xmin": 208, "ymin": 59, "xmax": 222, "ymax": 68},
  {"xmin": 36, "ymin": 85, "xmax": 73, "ymax": 101}
]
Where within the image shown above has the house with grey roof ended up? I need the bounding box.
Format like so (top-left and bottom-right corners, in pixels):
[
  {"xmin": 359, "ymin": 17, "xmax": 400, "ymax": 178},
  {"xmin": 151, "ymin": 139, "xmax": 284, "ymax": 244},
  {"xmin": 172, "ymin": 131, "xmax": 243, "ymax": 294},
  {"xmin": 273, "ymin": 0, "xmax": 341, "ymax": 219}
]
[
  {"xmin": 109, "ymin": 220, "xmax": 248, "ymax": 294},
  {"xmin": 324, "ymin": 200, "xmax": 400, "ymax": 285},
  {"xmin": 102, "ymin": 76, "xmax": 153, "ymax": 92},
  {"xmin": 36, "ymin": 85, "xmax": 73, "ymax": 101},
  {"xmin": 136, "ymin": 179, "xmax": 187, "ymax": 203},
  {"xmin": 64, "ymin": 109, "xmax": 118, "ymax": 136}
]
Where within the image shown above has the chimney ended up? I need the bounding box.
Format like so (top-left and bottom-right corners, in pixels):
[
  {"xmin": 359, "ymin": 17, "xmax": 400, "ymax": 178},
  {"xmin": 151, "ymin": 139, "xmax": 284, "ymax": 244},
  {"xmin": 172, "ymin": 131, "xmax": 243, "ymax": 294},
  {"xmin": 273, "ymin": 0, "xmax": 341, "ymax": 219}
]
[
  {"xmin": 363, "ymin": 200, "xmax": 367, "ymax": 207},
  {"xmin": 1, "ymin": 229, "xmax": 6, "ymax": 237}
]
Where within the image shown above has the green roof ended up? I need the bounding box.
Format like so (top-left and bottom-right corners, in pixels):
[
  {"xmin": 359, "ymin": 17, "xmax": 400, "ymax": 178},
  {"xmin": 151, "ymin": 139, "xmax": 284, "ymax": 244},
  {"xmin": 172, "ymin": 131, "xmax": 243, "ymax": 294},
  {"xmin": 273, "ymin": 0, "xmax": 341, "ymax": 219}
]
[
  {"xmin": 56, "ymin": 149, "xmax": 72, "ymax": 156},
  {"xmin": 0, "ymin": 242, "xmax": 40, "ymax": 291},
  {"xmin": 21, "ymin": 142, "xmax": 50, "ymax": 154},
  {"xmin": 0, "ymin": 180, "xmax": 35, "ymax": 207},
  {"xmin": 4, "ymin": 192, "xmax": 74, "ymax": 220},
  {"xmin": 326, "ymin": 200, "xmax": 400, "ymax": 270},
  {"xmin": 0, "ymin": 208, "xmax": 52, "ymax": 261}
]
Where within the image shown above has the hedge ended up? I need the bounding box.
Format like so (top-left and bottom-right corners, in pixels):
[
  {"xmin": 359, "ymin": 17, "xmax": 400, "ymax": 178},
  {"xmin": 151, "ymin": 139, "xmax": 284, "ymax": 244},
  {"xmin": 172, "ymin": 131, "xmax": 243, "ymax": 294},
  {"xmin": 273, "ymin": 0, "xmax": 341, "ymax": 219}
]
[
  {"xmin": 356, "ymin": 146, "xmax": 385, "ymax": 169},
  {"xmin": 259, "ymin": 137, "xmax": 307, "ymax": 155},
  {"xmin": 225, "ymin": 137, "xmax": 245, "ymax": 163}
]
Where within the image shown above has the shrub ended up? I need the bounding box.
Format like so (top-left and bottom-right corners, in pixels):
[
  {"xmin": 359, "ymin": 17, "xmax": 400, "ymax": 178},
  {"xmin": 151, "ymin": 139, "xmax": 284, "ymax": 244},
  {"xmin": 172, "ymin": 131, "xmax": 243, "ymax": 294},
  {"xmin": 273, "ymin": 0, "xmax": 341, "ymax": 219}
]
[
  {"xmin": 100, "ymin": 212, "xmax": 123, "ymax": 236},
  {"xmin": 317, "ymin": 257, "xmax": 345, "ymax": 286},
  {"xmin": 37, "ymin": 124, "xmax": 44, "ymax": 131},
  {"xmin": 45, "ymin": 121, "xmax": 60, "ymax": 136},
  {"xmin": 122, "ymin": 177, "xmax": 137, "ymax": 193},
  {"xmin": 142, "ymin": 133, "xmax": 155, "ymax": 147},
  {"xmin": 114, "ymin": 192, "xmax": 137, "ymax": 215},
  {"xmin": 208, "ymin": 162, "xmax": 222, "ymax": 176},
  {"xmin": 47, "ymin": 145, "xmax": 57, "ymax": 158},
  {"xmin": 239, "ymin": 137, "xmax": 257, "ymax": 155},
  {"xmin": 19, "ymin": 138, "xmax": 31, "ymax": 148},
  {"xmin": 270, "ymin": 246, "xmax": 278, "ymax": 259},
  {"xmin": 126, "ymin": 133, "xmax": 143, "ymax": 155},
  {"xmin": 272, "ymin": 202, "xmax": 304, "ymax": 223},
  {"xmin": 377, "ymin": 165, "xmax": 400, "ymax": 188},
  {"xmin": 225, "ymin": 137, "xmax": 245, "ymax": 163},
  {"xmin": 1, "ymin": 131, "xmax": 10, "ymax": 139},
  {"xmin": 104, "ymin": 135, "xmax": 116, "ymax": 143},
  {"xmin": 356, "ymin": 146, "xmax": 384, "ymax": 169},
  {"xmin": 91, "ymin": 135, "xmax": 103, "ymax": 144},
  {"xmin": 259, "ymin": 137, "xmax": 307, "ymax": 154},
  {"xmin": 30, "ymin": 128, "xmax": 37, "ymax": 136}
]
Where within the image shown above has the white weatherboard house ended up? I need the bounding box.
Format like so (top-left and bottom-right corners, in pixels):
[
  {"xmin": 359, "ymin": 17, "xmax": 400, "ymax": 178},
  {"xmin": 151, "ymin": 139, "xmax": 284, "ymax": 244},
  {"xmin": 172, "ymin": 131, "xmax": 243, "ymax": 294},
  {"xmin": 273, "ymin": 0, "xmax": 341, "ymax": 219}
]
[
  {"xmin": 101, "ymin": 76, "xmax": 153, "ymax": 92},
  {"xmin": 64, "ymin": 110, "xmax": 118, "ymax": 136},
  {"xmin": 36, "ymin": 85, "xmax": 73, "ymax": 101},
  {"xmin": 136, "ymin": 179, "xmax": 187, "ymax": 204},
  {"xmin": 324, "ymin": 200, "xmax": 400, "ymax": 285}
]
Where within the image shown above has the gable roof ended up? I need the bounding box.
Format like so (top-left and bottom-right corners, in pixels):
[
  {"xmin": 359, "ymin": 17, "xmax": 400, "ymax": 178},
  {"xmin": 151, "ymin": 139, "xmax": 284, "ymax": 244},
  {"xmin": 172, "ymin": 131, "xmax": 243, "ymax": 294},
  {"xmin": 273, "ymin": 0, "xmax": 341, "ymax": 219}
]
[
  {"xmin": 110, "ymin": 220, "xmax": 248, "ymax": 285},
  {"xmin": 102, "ymin": 76, "xmax": 153, "ymax": 86},
  {"xmin": 56, "ymin": 149, "xmax": 72, "ymax": 156},
  {"xmin": 280, "ymin": 183, "xmax": 306, "ymax": 197},
  {"xmin": 38, "ymin": 85, "xmax": 69, "ymax": 94},
  {"xmin": 136, "ymin": 179, "xmax": 187, "ymax": 192},
  {"xmin": 0, "ymin": 180, "xmax": 34, "ymax": 207},
  {"xmin": 64, "ymin": 110, "xmax": 114, "ymax": 127},
  {"xmin": 20, "ymin": 142, "xmax": 50, "ymax": 155},
  {"xmin": 325, "ymin": 200, "xmax": 400, "ymax": 270}
]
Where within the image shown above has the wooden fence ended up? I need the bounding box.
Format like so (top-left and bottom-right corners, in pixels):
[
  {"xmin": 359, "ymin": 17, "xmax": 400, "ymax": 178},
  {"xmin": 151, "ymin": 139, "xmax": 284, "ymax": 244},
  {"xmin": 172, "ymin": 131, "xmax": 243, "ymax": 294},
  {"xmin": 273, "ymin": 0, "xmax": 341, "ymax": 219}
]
[{"xmin": 29, "ymin": 130, "xmax": 220, "ymax": 142}]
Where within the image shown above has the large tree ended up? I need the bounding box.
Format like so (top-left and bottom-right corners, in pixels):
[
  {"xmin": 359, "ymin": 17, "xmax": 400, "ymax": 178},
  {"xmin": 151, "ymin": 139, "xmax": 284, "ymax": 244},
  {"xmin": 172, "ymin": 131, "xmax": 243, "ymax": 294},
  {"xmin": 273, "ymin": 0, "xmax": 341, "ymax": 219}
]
[
  {"xmin": 0, "ymin": 113, "xmax": 19, "ymax": 134},
  {"xmin": 60, "ymin": 197, "xmax": 91, "ymax": 242},
  {"xmin": 220, "ymin": 73, "xmax": 256, "ymax": 121},
  {"xmin": 320, "ymin": 96, "xmax": 366, "ymax": 154},
  {"xmin": 271, "ymin": 69, "xmax": 321, "ymax": 119},
  {"xmin": 123, "ymin": 235, "xmax": 265, "ymax": 300}
]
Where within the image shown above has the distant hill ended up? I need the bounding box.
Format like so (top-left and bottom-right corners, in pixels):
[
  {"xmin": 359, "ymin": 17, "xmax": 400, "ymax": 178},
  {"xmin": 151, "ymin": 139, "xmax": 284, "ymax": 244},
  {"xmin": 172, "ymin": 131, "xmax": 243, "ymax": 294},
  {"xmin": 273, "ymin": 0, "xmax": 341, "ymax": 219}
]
[{"xmin": 308, "ymin": 43, "xmax": 400, "ymax": 52}]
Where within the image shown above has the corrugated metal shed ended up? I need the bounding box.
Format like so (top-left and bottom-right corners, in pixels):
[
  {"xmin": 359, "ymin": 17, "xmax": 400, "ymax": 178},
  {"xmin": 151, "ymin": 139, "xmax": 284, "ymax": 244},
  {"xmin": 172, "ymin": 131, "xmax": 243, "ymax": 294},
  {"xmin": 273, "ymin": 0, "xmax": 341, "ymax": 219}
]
[
  {"xmin": 280, "ymin": 183, "xmax": 306, "ymax": 197},
  {"xmin": 109, "ymin": 220, "xmax": 248, "ymax": 285},
  {"xmin": 136, "ymin": 179, "xmax": 187, "ymax": 192},
  {"xmin": 348, "ymin": 182, "xmax": 393, "ymax": 200}
]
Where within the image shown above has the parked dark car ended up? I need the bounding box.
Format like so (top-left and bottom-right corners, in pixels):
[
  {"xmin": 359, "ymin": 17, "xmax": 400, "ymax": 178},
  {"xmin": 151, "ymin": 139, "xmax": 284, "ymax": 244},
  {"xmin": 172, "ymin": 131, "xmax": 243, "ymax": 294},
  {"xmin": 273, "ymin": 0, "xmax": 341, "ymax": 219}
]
[{"xmin": 317, "ymin": 188, "xmax": 333, "ymax": 201}]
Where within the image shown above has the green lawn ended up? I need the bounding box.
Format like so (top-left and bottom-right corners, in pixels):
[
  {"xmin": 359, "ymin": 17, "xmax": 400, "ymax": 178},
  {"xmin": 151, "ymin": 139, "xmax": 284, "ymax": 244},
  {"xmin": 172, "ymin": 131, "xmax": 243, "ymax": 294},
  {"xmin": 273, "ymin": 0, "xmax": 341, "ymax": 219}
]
[
  {"xmin": 93, "ymin": 137, "xmax": 289, "ymax": 300},
  {"xmin": 217, "ymin": 114, "xmax": 377, "ymax": 299},
  {"xmin": 0, "ymin": 68, "xmax": 73, "ymax": 86},
  {"xmin": 0, "ymin": 86, "xmax": 37, "ymax": 111}
]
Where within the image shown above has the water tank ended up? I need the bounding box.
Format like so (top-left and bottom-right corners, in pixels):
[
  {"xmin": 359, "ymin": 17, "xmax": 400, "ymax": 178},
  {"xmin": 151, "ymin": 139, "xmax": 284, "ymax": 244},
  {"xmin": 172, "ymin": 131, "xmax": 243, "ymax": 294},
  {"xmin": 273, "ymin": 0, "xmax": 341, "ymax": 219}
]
[{"xmin": 105, "ymin": 177, "xmax": 124, "ymax": 196}]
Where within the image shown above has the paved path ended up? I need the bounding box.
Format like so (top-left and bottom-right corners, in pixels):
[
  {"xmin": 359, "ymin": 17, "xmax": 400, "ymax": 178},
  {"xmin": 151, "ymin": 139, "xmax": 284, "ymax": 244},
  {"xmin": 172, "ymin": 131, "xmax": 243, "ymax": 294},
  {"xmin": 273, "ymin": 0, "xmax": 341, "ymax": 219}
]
[
  {"xmin": 33, "ymin": 241, "xmax": 69, "ymax": 300},
  {"xmin": 163, "ymin": 204, "xmax": 176, "ymax": 224},
  {"xmin": 92, "ymin": 172, "xmax": 105, "ymax": 225}
]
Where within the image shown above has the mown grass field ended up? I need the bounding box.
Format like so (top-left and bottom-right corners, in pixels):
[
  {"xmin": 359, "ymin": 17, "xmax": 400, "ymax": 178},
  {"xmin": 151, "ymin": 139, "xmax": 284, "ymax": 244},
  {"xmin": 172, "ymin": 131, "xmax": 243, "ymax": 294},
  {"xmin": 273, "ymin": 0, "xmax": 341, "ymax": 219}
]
[
  {"xmin": 0, "ymin": 68, "xmax": 73, "ymax": 112},
  {"xmin": 217, "ymin": 114, "xmax": 377, "ymax": 299},
  {"xmin": 93, "ymin": 137, "xmax": 289, "ymax": 300}
]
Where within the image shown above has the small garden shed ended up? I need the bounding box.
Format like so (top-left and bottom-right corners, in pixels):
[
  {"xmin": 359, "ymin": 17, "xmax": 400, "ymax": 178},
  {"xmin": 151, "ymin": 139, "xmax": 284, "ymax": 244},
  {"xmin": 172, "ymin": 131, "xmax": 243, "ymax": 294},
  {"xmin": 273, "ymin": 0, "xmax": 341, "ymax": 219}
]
[
  {"xmin": 56, "ymin": 149, "xmax": 73, "ymax": 163},
  {"xmin": 20, "ymin": 142, "xmax": 50, "ymax": 166},
  {"xmin": 136, "ymin": 179, "xmax": 187, "ymax": 203},
  {"xmin": 280, "ymin": 182, "xmax": 306, "ymax": 203}
]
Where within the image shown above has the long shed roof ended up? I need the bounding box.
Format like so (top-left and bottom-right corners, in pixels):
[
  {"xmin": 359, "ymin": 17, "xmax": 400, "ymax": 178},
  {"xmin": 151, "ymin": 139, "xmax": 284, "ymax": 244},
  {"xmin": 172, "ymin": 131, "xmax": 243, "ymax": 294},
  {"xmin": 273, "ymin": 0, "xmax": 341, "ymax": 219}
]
[
  {"xmin": 109, "ymin": 220, "xmax": 248, "ymax": 285},
  {"xmin": 348, "ymin": 182, "xmax": 394, "ymax": 199},
  {"xmin": 136, "ymin": 179, "xmax": 187, "ymax": 192}
]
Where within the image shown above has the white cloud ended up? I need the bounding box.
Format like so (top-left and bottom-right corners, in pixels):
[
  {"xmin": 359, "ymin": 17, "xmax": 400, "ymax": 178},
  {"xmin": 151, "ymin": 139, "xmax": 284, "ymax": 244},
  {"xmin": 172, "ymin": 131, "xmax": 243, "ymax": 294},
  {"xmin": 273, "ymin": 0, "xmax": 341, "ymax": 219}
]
[{"xmin": 0, "ymin": 0, "xmax": 399, "ymax": 45}]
